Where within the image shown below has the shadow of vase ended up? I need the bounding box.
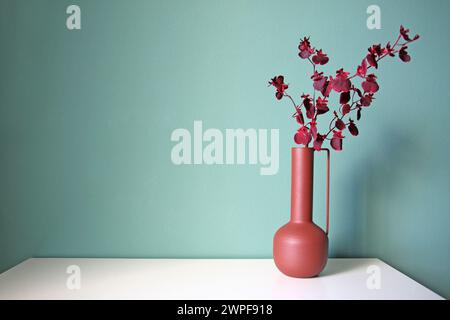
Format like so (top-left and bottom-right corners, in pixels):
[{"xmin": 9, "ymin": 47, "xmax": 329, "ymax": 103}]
[{"xmin": 334, "ymin": 128, "xmax": 423, "ymax": 258}]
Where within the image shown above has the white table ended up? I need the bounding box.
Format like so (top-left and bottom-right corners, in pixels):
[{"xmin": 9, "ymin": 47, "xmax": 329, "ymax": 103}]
[{"xmin": 0, "ymin": 258, "xmax": 442, "ymax": 300}]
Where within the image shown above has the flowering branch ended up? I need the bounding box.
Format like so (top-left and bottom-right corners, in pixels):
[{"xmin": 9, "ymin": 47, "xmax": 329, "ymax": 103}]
[{"xmin": 268, "ymin": 26, "xmax": 419, "ymax": 151}]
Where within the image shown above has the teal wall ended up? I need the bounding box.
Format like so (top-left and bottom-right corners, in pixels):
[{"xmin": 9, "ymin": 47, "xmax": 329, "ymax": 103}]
[{"xmin": 1, "ymin": 0, "xmax": 449, "ymax": 298}]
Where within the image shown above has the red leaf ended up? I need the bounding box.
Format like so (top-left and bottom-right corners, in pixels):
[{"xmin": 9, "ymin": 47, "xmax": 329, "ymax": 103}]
[
  {"xmin": 295, "ymin": 111, "xmax": 304, "ymax": 125},
  {"xmin": 321, "ymin": 80, "xmax": 333, "ymax": 97},
  {"xmin": 335, "ymin": 118, "xmax": 346, "ymax": 130},
  {"xmin": 316, "ymin": 97, "xmax": 329, "ymax": 115},
  {"xmin": 332, "ymin": 78, "xmax": 351, "ymax": 92},
  {"xmin": 400, "ymin": 25, "xmax": 419, "ymax": 42},
  {"xmin": 331, "ymin": 131, "xmax": 344, "ymax": 151},
  {"xmin": 399, "ymin": 46, "xmax": 411, "ymax": 62},
  {"xmin": 366, "ymin": 53, "xmax": 378, "ymax": 69},
  {"xmin": 331, "ymin": 69, "xmax": 351, "ymax": 92},
  {"xmin": 314, "ymin": 78, "xmax": 327, "ymax": 92},
  {"xmin": 360, "ymin": 94, "xmax": 373, "ymax": 107},
  {"xmin": 348, "ymin": 119, "xmax": 359, "ymax": 136},
  {"xmin": 313, "ymin": 134, "xmax": 325, "ymax": 151},
  {"xmin": 342, "ymin": 103, "xmax": 351, "ymax": 115},
  {"xmin": 275, "ymin": 92, "xmax": 283, "ymax": 100},
  {"xmin": 340, "ymin": 92, "xmax": 350, "ymax": 104},
  {"xmin": 306, "ymin": 106, "xmax": 316, "ymax": 119},
  {"xmin": 298, "ymin": 37, "xmax": 315, "ymax": 59},
  {"xmin": 362, "ymin": 74, "xmax": 379, "ymax": 93},
  {"xmin": 312, "ymin": 71, "xmax": 327, "ymax": 92},
  {"xmin": 356, "ymin": 58, "xmax": 367, "ymax": 78},
  {"xmin": 369, "ymin": 44, "xmax": 383, "ymax": 56},
  {"xmin": 361, "ymin": 81, "xmax": 379, "ymax": 93},
  {"xmin": 294, "ymin": 126, "xmax": 312, "ymax": 145}
]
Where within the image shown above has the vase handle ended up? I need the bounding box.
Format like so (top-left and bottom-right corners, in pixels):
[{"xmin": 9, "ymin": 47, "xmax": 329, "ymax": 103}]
[{"xmin": 319, "ymin": 148, "xmax": 330, "ymax": 235}]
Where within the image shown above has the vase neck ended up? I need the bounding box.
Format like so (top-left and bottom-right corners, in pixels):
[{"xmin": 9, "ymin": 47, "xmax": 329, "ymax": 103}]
[{"xmin": 290, "ymin": 148, "xmax": 314, "ymax": 222}]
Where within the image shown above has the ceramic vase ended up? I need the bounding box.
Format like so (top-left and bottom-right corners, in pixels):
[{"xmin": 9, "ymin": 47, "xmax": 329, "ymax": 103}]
[{"xmin": 273, "ymin": 147, "xmax": 330, "ymax": 278}]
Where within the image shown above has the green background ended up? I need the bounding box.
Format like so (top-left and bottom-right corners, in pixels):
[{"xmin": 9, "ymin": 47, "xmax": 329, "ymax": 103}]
[{"xmin": 1, "ymin": 0, "xmax": 449, "ymax": 298}]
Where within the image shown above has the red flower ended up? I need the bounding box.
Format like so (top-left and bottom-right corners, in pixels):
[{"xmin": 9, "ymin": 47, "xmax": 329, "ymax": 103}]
[
  {"xmin": 399, "ymin": 46, "xmax": 411, "ymax": 62},
  {"xmin": 362, "ymin": 74, "xmax": 379, "ymax": 93},
  {"xmin": 331, "ymin": 69, "xmax": 351, "ymax": 92},
  {"xmin": 331, "ymin": 130, "xmax": 344, "ymax": 151},
  {"xmin": 356, "ymin": 58, "xmax": 367, "ymax": 78},
  {"xmin": 312, "ymin": 49, "xmax": 329, "ymax": 65},
  {"xmin": 269, "ymin": 75, "xmax": 288, "ymax": 100},
  {"xmin": 298, "ymin": 37, "xmax": 315, "ymax": 59},
  {"xmin": 313, "ymin": 134, "xmax": 325, "ymax": 151},
  {"xmin": 400, "ymin": 25, "xmax": 419, "ymax": 42},
  {"xmin": 348, "ymin": 119, "xmax": 359, "ymax": 136},
  {"xmin": 316, "ymin": 97, "xmax": 329, "ymax": 115}
]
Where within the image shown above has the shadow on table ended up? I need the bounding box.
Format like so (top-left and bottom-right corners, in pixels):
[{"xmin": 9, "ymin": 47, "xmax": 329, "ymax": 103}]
[{"xmin": 319, "ymin": 259, "xmax": 375, "ymax": 278}]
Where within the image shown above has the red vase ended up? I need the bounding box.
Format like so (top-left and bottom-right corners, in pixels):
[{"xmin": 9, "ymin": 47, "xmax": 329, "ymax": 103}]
[{"xmin": 273, "ymin": 147, "xmax": 330, "ymax": 278}]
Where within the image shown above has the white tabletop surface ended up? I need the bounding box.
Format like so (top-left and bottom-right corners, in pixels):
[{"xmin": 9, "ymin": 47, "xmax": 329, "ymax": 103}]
[{"xmin": 0, "ymin": 258, "xmax": 442, "ymax": 300}]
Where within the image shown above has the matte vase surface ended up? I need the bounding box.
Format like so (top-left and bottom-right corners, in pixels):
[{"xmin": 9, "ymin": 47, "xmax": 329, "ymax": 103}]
[{"xmin": 273, "ymin": 147, "xmax": 330, "ymax": 278}]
